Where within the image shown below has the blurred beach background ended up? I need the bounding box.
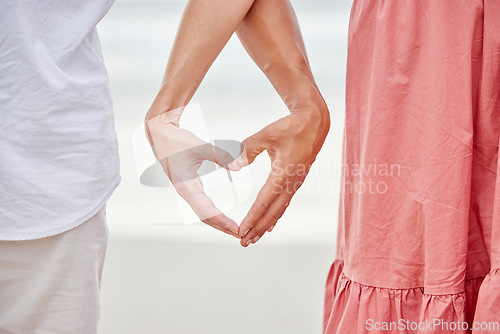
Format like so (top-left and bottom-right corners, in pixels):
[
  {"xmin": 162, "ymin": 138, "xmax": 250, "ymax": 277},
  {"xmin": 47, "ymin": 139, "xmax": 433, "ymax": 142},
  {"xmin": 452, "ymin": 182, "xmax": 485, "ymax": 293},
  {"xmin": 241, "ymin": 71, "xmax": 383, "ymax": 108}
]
[{"xmin": 97, "ymin": 0, "xmax": 351, "ymax": 333}]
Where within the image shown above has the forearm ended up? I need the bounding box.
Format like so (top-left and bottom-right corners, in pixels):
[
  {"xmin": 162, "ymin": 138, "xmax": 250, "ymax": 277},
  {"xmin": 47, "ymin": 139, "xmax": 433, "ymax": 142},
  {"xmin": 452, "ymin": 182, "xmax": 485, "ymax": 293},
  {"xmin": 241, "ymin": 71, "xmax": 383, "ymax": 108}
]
[
  {"xmin": 148, "ymin": 0, "xmax": 328, "ymax": 125},
  {"xmin": 236, "ymin": 0, "xmax": 329, "ymax": 119},
  {"xmin": 148, "ymin": 0, "xmax": 255, "ymax": 118}
]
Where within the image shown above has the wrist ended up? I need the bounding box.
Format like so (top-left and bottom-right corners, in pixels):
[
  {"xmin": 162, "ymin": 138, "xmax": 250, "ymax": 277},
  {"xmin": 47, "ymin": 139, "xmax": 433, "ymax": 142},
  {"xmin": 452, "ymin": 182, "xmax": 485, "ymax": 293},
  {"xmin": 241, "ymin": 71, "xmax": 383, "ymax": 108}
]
[
  {"xmin": 289, "ymin": 90, "xmax": 330, "ymax": 134},
  {"xmin": 145, "ymin": 103, "xmax": 184, "ymax": 127},
  {"xmin": 145, "ymin": 86, "xmax": 191, "ymax": 123}
]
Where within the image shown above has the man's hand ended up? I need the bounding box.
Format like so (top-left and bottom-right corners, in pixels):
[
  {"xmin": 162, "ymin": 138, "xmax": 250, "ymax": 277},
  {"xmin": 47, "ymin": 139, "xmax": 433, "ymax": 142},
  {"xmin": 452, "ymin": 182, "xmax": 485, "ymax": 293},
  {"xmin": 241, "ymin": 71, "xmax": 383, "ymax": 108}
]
[
  {"xmin": 145, "ymin": 111, "xmax": 240, "ymax": 238},
  {"xmin": 231, "ymin": 108, "xmax": 330, "ymax": 247}
]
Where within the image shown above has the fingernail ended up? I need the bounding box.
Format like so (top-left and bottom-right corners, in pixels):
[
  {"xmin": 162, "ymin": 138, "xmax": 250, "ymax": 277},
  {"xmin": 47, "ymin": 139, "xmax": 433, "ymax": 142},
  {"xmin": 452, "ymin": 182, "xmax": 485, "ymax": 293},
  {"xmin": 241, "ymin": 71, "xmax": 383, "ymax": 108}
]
[
  {"xmin": 245, "ymin": 240, "xmax": 251, "ymax": 247},
  {"xmin": 268, "ymin": 225, "xmax": 274, "ymax": 232},
  {"xmin": 252, "ymin": 236, "xmax": 260, "ymax": 243}
]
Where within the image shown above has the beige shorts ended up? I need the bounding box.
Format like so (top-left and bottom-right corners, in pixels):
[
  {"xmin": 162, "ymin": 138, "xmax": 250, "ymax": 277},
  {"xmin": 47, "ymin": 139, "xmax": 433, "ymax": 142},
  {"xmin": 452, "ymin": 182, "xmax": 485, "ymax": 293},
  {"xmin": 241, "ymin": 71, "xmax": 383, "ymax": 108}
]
[{"xmin": 0, "ymin": 207, "xmax": 108, "ymax": 334}]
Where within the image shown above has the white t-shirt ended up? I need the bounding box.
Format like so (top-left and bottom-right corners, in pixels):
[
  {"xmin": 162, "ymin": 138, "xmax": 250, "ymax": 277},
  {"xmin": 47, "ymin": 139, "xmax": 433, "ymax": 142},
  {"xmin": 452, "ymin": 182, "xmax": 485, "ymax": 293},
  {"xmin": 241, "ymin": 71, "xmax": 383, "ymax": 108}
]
[{"xmin": 0, "ymin": 0, "xmax": 120, "ymax": 240}]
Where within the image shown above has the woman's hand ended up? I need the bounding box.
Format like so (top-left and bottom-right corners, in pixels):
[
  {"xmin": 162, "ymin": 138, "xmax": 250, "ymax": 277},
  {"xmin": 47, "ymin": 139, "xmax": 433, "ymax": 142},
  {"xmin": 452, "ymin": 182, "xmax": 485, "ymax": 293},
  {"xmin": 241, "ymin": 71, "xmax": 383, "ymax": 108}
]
[
  {"xmin": 231, "ymin": 107, "xmax": 330, "ymax": 247},
  {"xmin": 145, "ymin": 111, "xmax": 240, "ymax": 238}
]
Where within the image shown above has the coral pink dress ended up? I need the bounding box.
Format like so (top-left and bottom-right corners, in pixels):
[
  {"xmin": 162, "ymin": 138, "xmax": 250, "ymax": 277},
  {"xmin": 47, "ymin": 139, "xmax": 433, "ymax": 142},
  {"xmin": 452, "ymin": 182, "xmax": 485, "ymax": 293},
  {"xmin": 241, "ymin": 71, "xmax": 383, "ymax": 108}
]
[{"xmin": 324, "ymin": 1, "xmax": 500, "ymax": 333}]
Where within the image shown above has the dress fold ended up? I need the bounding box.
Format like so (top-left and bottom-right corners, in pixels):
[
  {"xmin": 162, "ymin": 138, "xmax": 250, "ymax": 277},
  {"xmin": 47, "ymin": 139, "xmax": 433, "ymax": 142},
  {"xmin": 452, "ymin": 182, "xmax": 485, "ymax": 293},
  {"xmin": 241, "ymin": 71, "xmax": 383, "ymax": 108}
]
[{"xmin": 324, "ymin": 0, "xmax": 500, "ymax": 332}]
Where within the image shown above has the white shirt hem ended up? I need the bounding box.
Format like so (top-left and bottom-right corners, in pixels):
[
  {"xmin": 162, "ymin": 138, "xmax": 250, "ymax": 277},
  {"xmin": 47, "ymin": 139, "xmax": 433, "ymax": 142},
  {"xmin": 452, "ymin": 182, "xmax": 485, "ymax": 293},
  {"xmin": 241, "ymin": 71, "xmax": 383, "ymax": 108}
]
[{"xmin": 0, "ymin": 176, "xmax": 121, "ymax": 241}]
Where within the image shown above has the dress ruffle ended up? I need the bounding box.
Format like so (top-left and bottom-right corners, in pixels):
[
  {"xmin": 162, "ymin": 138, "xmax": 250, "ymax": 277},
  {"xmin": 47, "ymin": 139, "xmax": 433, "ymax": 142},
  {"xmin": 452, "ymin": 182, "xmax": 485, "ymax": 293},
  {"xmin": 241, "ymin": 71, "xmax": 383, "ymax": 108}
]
[
  {"xmin": 323, "ymin": 260, "xmax": 500, "ymax": 334},
  {"xmin": 472, "ymin": 268, "xmax": 500, "ymax": 333}
]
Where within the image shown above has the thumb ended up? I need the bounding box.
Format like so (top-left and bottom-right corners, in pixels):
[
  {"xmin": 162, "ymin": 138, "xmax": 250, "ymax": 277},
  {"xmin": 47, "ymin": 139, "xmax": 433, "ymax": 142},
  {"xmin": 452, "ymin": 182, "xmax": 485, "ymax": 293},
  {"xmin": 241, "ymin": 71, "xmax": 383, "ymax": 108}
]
[
  {"xmin": 228, "ymin": 131, "xmax": 268, "ymax": 171},
  {"xmin": 197, "ymin": 143, "xmax": 239, "ymax": 171}
]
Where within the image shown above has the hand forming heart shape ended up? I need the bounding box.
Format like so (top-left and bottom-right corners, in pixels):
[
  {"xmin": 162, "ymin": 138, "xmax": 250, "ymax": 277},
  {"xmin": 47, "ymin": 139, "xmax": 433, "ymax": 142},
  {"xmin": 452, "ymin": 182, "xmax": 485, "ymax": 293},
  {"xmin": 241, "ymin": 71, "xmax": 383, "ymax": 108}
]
[
  {"xmin": 145, "ymin": 106, "xmax": 329, "ymax": 246},
  {"xmin": 145, "ymin": 108, "xmax": 241, "ymax": 238}
]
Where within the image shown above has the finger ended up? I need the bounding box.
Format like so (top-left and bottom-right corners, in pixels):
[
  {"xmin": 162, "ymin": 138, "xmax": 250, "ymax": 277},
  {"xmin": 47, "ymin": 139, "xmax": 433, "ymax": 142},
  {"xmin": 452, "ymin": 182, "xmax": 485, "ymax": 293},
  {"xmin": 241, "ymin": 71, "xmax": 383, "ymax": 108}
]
[
  {"xmin": 197, "ymin": 144, "xmax": 239, "ymax": 171},
  {"xmin": 188, "ymin": 191, "xmax": 240, "ymax": 238},
  {"xmin": 228, "ymin": 131, "xmax": 268, "ymax": 170},
  {"xmin": 202, "ymin": 213, "xmax": 241, "ymax": 239},
  {"xmin": 238, "ymin": 170, "xmax": 283, "ymax": 240},
  {"xmin": 175, "ymin": 177, "xmax": 240, "ymax": 237},
  {"xmin": 241, "ymin": 193, "xmax": 292, "ymax": 247}
]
